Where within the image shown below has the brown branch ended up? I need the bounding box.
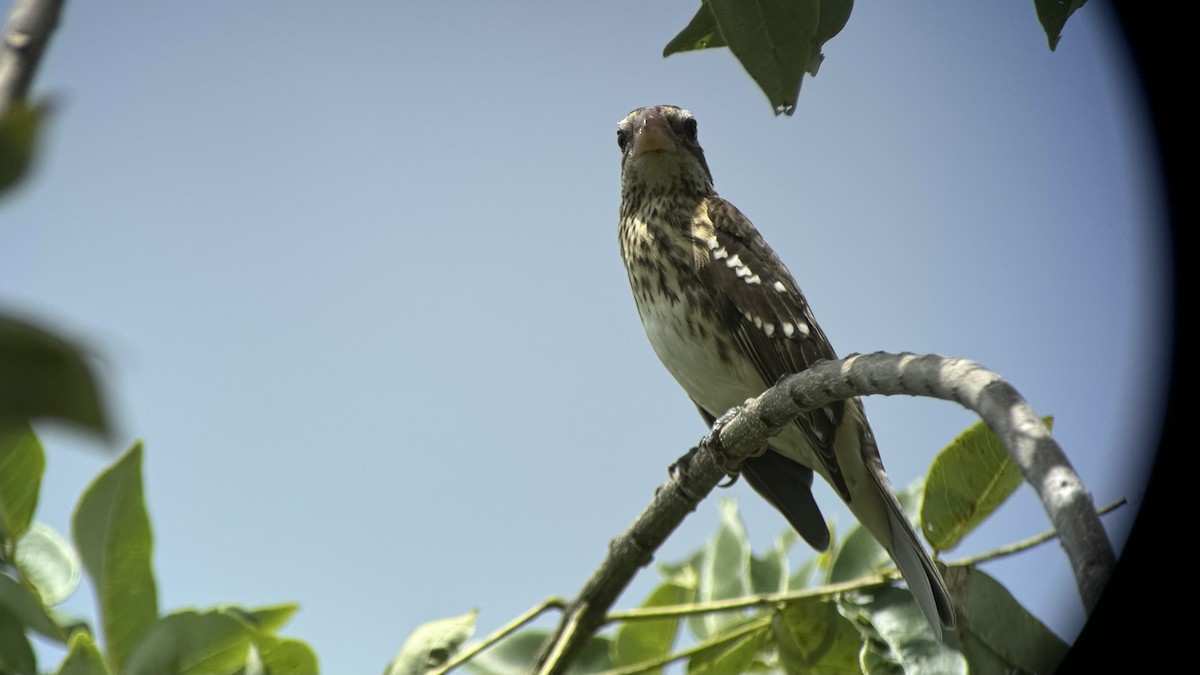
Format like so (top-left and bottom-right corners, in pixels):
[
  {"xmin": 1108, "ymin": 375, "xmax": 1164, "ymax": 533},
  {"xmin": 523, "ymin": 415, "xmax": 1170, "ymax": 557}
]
[
  {"xmin": 532, "ymin": 352, "xmax": 1116, "ymax": 674},
  {"xmin": 0, "ymin": 0, "xmax": 65, "ymax": 115}
]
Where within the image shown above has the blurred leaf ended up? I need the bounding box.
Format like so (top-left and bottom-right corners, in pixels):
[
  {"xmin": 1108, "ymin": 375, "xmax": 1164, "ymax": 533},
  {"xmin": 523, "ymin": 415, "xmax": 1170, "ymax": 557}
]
[
  {"xmin": 221, "ymin": 603, "xmax": 298, "ymax": 635},
  {"xmin": 921, "ymin": 419, "xmax": 1052, "ymax": 552},
  {"xmin": 123, "ymin": 609, "xmax": 254, "ymax": 675},
  {"xmin": 0, "ymin": 603, "xmax": 37, "ymax": 675},
  {"xmin": 53, "ymin": 630, "xmax": 111, "ymax": 675},
  {"xmin": 386, "ymin": 610, "xmax": 476, "ymax": 675},
  {"xmin": 0, "ymin": 315, "xmax": 108, "ymax": 436},
  {"xmin": 943, "ymin": 566, "xmax": 1068, "ymax": 674},
  {"xmin": 72, "ymin": 442, "xmax": 158, "ymax": 672},
  {"xmin": 0, "ymin": 572, "xmax": 65, "ymax": 641},
  {"xmin": 464, "ymin": 630, "xmax": 613, "ymax": 675},
  {"xmin": 250, "ymin": 635, "xmax": 319, "ymax": 675},
  {"xmin": 686, "ymin": 617, "xmax": 771, "ymax": 675},
  {"xmin": 687, "ymin": 498, "xmax": 751, "ymax": 640},
  {"xmin": 0, "ymin": 102, "xmax": 46, "ymax": 197},
  {"xmin": 749, "ymin": 530, "xmax": 792, "ymax": 594},
  {"xmin": 1034, "ymin": 0, "xmax": 1087, "ymax": 50},
  {"xmin": 841, "ymin": 586, "xmax": 965, "ymax": 675},
  {"xmin": 14, "ymin": 521, "xmax": 81, "ymax": 606},
  {"xmin": 611, "ymin": 580, "xmax": 693, "ymax": 672},
  {"xmin": 0, "ymin": 420, "xmax": 44, "ymax": 544},
  {"xmin": 830, "ymin": 484, "xmax": 921, "ymax": 584},
  {"xmin": 772, "ymin": 600, "xmax": 862, "ymax": 674},
  {"xmin": 663, "ymin": 1, "xmax": 726, "ymax": 55}
]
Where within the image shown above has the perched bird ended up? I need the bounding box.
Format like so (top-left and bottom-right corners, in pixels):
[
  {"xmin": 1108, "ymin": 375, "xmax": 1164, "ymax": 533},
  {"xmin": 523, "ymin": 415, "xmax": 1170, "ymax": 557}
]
[{"xmin": 615, "ymin": 105, "xmax": 955, "ymax": 638}]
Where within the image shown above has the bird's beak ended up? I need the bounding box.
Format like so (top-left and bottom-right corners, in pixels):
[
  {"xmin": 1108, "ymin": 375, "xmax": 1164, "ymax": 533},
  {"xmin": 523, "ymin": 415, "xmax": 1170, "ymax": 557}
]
[{"xmin": 631, "ymin": 109, "xmax": 675, "ymax": 157}]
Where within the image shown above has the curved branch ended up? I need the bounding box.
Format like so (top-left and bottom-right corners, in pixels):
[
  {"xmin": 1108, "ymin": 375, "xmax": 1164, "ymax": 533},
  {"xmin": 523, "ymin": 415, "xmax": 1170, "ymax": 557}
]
[
  {"xmin": 533, "ymin": 352, "xmax": 1116, "ymax": 674},
  {"xmin": 0, "ymin": 0, "xmax": 64, "ymax": 115}
]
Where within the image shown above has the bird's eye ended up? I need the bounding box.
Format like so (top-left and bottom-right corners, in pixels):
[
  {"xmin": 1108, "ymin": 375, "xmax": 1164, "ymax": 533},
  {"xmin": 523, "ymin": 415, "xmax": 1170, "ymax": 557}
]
[
  {"xmin": 616, "ymin": 129, "xmax": 629, "ymax": 151},
  {"xmin": 681, "ymin": 117, "xmax": 698, "ymax": 141}
]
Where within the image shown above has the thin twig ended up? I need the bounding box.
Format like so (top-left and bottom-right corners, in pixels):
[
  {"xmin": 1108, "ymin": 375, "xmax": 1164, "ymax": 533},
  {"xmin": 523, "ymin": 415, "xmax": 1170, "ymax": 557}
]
[
  {"xmin": 533, "ymin": 352, "xmax": 1117, "ymax": 674},
  {"xmin": 430, "ymin": 597, "xmax": 567, "ymax": 675}
]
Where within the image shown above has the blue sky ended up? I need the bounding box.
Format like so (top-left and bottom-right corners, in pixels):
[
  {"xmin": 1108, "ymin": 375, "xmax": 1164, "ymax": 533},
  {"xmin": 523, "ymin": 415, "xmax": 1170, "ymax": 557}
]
[{"xmin": 1, "ymin": 1, "xmax": 1171, "ymax": 672}]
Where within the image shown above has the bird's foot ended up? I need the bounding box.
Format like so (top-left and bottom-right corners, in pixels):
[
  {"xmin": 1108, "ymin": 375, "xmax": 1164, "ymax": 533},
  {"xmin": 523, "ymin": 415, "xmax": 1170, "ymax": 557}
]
[{"xmin": 669, "ymin": 406, "xmax": 743, "ymax": 487}]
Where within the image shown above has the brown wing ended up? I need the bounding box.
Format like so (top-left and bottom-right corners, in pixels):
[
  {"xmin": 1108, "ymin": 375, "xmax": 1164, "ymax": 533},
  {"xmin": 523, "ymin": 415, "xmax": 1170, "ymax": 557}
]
[{"xmin": 694, "ymin": 196, "xmax": 850, "ymax": 499}]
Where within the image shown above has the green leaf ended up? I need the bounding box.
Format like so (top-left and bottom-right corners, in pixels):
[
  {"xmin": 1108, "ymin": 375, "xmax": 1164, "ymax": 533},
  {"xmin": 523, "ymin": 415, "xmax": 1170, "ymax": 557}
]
[
  {"xmin": 943, "ymin": 566, "xmax": 1068, "ymax": 674},
  {"xmin": 611, "ymin": 580, "xmax": 692, "ymax": 672},
  {"xmin": 249, "ymin": 635, "xmax": 319, "ymax": 675},
  {"xmin": 1034, "ymin": 0, "xmax": 1087, "ymax": 51},
  {"xmin": 686, "ymin": 617, "xmax": 771, "ymax": 675},
  {"xmin": 830, "ymin": 484, "xmax": 922, "ymax": 584},
  {"xmin": 221, "ymin": 603, "xmax": 299, "ymax": 635},
  {"xmin": 841, "ymin": 586, "xmax": 965, "ymax": 675},
  {"xmin": 123, "ymin": 609, "xmax": 255, "ymax": 675},
  {"xmin": 0, "ymin": 315, "xmax": 109, "ymax": 436},
  {"xmin": 71, "ymin": 442, "xmax": 158, "ymax": 672},
  {"xmin": 0, "ymin": 420, "xmax": 44, "ymax": 545},
  {"xmin": 0, "ymin": 102, "xmax": 46, "ymax": 197},
  {"xmin": 663, "ymin": 1, "xmax": 726, "ymax": 56},
  {"xmin": 15, "ymin": 521, "xmax": 81, "ymax": 606},
  {"xmin": 749, "ymin": 530, "xmax": 792, "ymax": 594},
  {"xmin": 688, "ymin": 498, "xmax": 751, "ymax": 640},
  {"xmin": 0, "ymin": 602, "xmax": 37, "ymax": 675},
  {"xmin": 0, "ymin": 572, "xmax": 68, "ymax": 641},
  {"xmin": 386, "ymin": 610, "xmax": 476, "ymax": 675},
  {"xmin": 54, "ymin": 630, "xmax": 112, "ymax": 675},
  {"xmin": 921, "ymin": 419, "xmax": 1051, "ymax": 552},
  {"xmin": 771, "ymin": 600, "xmax": 863, "ymax": 675},
  {"xmin": 464, "ymin": 630, "xmax": 612, "ymax": 675},
  {"xmin": 664, "ymin": 1, "xmax": 853, "ymax": 113}
]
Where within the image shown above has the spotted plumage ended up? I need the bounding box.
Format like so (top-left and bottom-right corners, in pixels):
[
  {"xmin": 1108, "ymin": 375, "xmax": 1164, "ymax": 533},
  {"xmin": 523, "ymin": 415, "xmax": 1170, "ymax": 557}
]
[{"xmin": 616, "ymin": 105, "xmax": 955, "ymax": 638}]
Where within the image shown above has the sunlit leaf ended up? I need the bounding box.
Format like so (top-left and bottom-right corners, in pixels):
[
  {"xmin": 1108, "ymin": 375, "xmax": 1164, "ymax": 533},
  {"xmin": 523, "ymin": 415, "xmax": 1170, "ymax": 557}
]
[
  {"xmin": 53, "ymin": 630, "xmax": 111, "ymax": 675},
  {"xmin": 15, "ymin": 521, "xmax": 81, "ymax": 606},
  {"xmin": 386, "ymin": 610, "xmax": 476, "ymax": 675},
  {"xmin": 122, "ymin": 609, "xmax": 253, "ymax": 675},
  {"xmin": 71, "ymin": 443, "xmax": 157, "ymax": 672},
  {"xmin": 252, "ymin": 634, "xmax": 320, "ymax": 675},
  {"xmin": 921, "ymin": 419, "xmax": 1051, "ymax": 552}
]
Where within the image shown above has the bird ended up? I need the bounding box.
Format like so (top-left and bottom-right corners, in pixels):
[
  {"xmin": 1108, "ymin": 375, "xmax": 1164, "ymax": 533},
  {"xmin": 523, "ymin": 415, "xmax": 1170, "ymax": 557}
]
[{"xmin": 615, "ymin": 105, "xmax": 955, "ymax": 638}]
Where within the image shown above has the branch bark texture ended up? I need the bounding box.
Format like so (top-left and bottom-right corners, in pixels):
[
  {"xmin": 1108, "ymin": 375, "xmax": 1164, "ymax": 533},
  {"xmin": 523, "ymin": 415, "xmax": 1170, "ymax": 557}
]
[
  {"xmin": 534, "ymin": 352, "xmax": 1117, "ymax": 675},
  {"xmin": 0, "ymin": 0, "xmax": 64, "ymax": 115}
]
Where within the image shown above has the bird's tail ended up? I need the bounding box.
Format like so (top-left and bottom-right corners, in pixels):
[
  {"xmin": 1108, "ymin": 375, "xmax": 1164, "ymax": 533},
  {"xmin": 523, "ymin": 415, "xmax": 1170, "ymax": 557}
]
[
  {"xmin": 881, "ymin": 488, "xmax": 956, "ymax": 640},
  {"xmin": 840, "ymin": 403, "xmax": 956, "ymax": 639}
]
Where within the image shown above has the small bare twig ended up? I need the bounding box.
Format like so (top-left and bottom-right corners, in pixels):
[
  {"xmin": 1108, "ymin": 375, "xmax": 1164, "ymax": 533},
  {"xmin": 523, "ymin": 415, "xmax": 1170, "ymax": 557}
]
[{"xmin": 533, "ymin": 352, "xmax": 1117, "ymax": 674}]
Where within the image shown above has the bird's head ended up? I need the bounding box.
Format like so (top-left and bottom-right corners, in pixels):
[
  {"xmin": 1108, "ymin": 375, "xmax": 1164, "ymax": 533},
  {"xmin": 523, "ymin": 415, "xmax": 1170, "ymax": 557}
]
[{"xmin": 617, "ymin": 105, "xmax": 715, "ymax": 199}]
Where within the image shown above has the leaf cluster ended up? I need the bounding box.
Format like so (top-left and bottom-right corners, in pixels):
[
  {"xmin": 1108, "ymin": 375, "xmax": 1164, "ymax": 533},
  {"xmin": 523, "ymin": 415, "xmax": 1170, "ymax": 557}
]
[
  {"xmin": 0, "ymin": 423, "xmax": 317, "ymax": 674},
  {"xmin": 661, "ymin": 0, "xmax": 1087, "ymax": 114},
  {"xmin": 390, "ymin": 419, "xmax": 1071, "ymax": 675}
]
